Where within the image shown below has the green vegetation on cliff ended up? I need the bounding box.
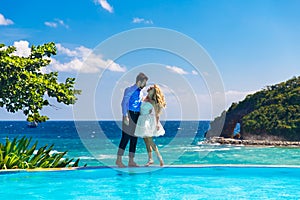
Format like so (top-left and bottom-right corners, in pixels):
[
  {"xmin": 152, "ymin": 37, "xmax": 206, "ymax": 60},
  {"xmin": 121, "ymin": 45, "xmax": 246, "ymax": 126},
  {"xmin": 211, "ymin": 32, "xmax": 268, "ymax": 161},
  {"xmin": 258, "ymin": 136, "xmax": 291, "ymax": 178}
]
[
  {"xmin": 240, "ymin": 76, "xmax": 300, "ymax": 140},
  {"xmin": 209, "ymin": 76, "xmax": 300, "ymax": 141}
]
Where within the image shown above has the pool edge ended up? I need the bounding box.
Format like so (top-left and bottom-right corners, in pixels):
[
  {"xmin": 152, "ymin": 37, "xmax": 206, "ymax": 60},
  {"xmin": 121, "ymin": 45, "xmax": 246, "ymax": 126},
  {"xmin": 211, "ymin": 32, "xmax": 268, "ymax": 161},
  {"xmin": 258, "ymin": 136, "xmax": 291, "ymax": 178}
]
[{"xmin": 1, "ymin": 164, "xmax": 300, "ymax": 174}]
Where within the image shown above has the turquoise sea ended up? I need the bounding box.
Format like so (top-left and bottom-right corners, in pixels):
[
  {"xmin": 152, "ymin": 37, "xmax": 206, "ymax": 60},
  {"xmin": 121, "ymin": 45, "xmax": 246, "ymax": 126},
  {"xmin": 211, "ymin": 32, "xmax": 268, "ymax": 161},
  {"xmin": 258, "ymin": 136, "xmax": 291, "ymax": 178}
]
[
  {"xmin": 1, "ymin": 121, "xmax": 300, "ymax": 199},
  {"xmin": 1, "ymin": 121, "xmax": 300, "ymax": 167}
]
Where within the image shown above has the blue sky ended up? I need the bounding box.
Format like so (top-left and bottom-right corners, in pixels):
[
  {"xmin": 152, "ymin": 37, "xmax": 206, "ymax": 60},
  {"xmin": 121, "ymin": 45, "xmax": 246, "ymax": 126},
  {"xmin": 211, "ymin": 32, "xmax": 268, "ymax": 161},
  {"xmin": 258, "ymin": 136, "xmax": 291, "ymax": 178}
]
[{"xmin": 1, "ymin": 0, "xmax": 300, "ymax": 120}]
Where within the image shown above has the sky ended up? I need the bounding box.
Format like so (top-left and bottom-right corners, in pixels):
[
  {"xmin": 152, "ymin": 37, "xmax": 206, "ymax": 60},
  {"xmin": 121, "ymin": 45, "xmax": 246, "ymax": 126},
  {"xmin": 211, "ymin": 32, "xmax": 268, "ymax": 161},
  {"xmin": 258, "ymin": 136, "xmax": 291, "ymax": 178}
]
[{"xmin": 0, "ymin": 0, "xmax": 300, "ymax": 121}]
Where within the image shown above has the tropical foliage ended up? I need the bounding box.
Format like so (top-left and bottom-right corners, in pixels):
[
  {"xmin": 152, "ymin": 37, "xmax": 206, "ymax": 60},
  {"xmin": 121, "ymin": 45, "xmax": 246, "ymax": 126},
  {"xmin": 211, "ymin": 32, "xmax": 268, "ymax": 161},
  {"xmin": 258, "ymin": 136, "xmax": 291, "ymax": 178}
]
[
  {"xmin": 0, "ymin": 42, "xmax": 83, "ymax": 169},
  {"xmin": 0, "ymin": 42, "xmax": 81, "ymax": 122},
  {"xmin": 0, "ymin": 137, "xmax": 80, "ymax": 169},
  {"xmin": 228, "ymin": 76, "xmax": 300, "ymax": 140}
]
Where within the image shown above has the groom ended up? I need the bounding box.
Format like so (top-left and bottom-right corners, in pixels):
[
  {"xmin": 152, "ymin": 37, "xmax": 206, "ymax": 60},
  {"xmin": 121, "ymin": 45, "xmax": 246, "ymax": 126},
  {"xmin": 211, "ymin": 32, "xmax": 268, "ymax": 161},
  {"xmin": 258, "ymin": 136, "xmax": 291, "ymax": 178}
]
[{"xmin": 116, "ymin": 72, "xmax": 148, "ymax": 167}]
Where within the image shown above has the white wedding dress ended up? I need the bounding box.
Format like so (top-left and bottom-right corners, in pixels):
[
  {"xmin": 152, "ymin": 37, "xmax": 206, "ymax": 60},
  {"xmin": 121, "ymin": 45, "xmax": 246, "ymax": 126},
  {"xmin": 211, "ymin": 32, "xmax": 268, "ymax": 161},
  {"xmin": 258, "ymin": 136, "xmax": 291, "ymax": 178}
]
[{"xmin": 134, "ymin": 101, "xmax": 165, "ymax": 138}]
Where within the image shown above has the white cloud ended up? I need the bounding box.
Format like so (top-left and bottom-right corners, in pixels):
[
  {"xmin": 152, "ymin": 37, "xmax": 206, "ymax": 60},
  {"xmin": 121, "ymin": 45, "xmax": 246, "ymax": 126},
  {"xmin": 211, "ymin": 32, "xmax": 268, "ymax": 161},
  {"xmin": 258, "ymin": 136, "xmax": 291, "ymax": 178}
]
[
  {"xmin": 192, "ymin": 70, "xmax": 198, "ymax": 75},
  {"xmin": 49, "ymin": 43, "xmax": 126, "ymax": 73},
  {"xmin": 9, "ymin": 40, "xmax": 125, "ymax": 73},
  {"xmin": 56, "ymin": 43, "xmax": 83, "ymax": 57},
  {"xmin": 202, "ymin": 71, "xmax": 209, "ymax": 76},
  {"xmin": 56, "ymin": 19, "xmax": 69, "ymax": 28},
  {"xmin": 12, "ymin": 40, "xmax": 31, "ymax": 57},
  {"xmin": 45, "ymin": 19, "xmax": 69, "ymax": 29},
  {"xmin": 166, "ymin": 65, "xmax": 188, "ymax": 75},
  {"xmin": 196, "ymin": 90, "xmax": 257, "ymax": 119},
  {"xmin": 0, "ymin": 13, "xmax": 13, "ymax": 26},
  {"xmin": 225, "ymin": 90, "xmax": 256, "ymax": 106},
  {"xmin": 132, "ymin": 17, "xmax": 153, "ymax": 24},
  {"xmin": 44, "ymin": 22, "xmax": 57, "ymax": 28},
  {"xmin": 95, "ymin": 0, "xmax": 114, "ymax": 13},
  {"xmin": 49, "ymin": 57, "xmax": 83, "ymax": 72}
]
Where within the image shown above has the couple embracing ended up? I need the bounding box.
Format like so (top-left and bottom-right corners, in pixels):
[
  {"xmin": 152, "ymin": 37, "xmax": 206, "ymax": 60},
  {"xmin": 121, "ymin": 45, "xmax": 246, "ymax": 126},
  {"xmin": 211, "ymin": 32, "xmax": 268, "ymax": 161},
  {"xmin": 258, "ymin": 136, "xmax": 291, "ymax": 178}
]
[{"xmin": 116, "ymin": 73, "xmax": 166, "ymax": 168}]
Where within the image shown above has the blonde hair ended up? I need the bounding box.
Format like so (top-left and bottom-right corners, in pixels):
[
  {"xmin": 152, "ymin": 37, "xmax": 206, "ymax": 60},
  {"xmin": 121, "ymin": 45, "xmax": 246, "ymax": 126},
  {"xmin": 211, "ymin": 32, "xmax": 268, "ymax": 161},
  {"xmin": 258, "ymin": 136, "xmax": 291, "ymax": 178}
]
[{"xmin": 149, "ymin": 84, "xmax": 166, "ymax": 115}]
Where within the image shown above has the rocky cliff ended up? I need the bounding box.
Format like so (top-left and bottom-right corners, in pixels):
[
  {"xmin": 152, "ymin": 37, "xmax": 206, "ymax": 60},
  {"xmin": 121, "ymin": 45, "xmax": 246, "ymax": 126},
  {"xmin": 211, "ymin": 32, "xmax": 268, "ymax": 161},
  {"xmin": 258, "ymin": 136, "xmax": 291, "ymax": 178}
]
[{"xmin": 206, "ymin": 76, "xmax": 300, "ymax": 141}]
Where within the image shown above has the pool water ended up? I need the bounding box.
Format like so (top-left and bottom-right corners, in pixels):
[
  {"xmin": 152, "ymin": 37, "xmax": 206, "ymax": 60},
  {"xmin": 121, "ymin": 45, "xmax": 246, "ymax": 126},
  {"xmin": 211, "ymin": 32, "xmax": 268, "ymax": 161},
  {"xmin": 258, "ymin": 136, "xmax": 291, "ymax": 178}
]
[
  {"xmin": 1, "ymin": 166, "xmax": 299, "ymax": 199},
  {"xmin": 1, "ymin": 121, "xmax": 300, "ymax": 199}
]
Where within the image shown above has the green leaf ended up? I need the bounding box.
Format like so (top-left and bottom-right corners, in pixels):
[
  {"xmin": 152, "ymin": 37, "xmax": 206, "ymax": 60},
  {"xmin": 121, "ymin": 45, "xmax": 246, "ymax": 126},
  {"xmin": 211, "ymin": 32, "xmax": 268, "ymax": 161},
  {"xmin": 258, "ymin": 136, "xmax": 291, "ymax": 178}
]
[{"xmin": 0, "ymin": 42, "xmax": 81, "ymax": 122}]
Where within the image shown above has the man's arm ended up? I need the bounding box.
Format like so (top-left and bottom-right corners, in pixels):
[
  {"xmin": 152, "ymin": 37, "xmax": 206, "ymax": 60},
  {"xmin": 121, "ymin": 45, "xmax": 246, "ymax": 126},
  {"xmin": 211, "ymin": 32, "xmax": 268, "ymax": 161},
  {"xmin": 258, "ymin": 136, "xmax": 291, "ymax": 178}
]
[
  {"xmin": 121, "ymin": 87, "xmax": 133, "ymax": 125},
  {"xmin": 121, "ymin": 87, "xmax": 131, "ymax": 117}
]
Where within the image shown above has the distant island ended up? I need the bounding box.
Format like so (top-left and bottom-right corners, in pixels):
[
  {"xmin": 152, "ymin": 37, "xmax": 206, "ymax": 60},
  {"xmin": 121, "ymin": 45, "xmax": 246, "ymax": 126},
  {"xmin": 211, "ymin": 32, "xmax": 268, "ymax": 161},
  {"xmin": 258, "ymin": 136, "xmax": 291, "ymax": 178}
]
[{"xmin": 206, "ymin": 76, "xmax": 300, "ymax": 141}]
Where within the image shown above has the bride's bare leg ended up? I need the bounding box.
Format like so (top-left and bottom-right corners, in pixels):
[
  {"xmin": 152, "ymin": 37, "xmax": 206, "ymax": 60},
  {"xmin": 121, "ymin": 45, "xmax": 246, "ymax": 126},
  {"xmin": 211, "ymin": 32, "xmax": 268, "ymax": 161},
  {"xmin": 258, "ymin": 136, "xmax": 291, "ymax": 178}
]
[
  {"xmin": 149, "ymin": 138, "xmax": 164, "ymax": 166},
  {"xmin": 143, "ymin": 138, "xmax": 154, "ymax": 166}
]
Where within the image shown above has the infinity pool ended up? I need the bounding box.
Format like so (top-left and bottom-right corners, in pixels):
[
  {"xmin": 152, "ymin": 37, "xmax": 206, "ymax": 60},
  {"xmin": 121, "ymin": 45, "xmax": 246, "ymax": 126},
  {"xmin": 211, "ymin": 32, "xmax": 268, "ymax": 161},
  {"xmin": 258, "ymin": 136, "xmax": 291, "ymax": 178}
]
[{"xmin": 1, "ymin": 166, "xmax": 300, "ymax": 199}]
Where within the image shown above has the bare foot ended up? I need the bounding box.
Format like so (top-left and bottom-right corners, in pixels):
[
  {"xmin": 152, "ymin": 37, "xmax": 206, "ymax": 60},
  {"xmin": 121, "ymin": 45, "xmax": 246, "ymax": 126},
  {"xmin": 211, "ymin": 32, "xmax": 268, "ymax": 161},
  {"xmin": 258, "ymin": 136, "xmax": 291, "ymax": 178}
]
[
  {"xmin": 116, "ymin": 160, "xmax": 126, "ymax": 168},
  {"xmin": 144, "ymin": 159, "xmax": 154, "ymax": 167},
  {"xmin": 128, "ymin": 161, "xmax": 139, "ymax": 167}
]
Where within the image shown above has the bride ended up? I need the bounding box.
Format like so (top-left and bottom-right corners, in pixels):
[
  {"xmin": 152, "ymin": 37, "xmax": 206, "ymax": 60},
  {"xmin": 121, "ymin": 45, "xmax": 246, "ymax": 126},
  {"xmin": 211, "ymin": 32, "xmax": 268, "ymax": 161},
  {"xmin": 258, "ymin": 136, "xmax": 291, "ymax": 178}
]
[{"xmin": 134, "ymin": 84, "xmax": 166, "ymax": 166}]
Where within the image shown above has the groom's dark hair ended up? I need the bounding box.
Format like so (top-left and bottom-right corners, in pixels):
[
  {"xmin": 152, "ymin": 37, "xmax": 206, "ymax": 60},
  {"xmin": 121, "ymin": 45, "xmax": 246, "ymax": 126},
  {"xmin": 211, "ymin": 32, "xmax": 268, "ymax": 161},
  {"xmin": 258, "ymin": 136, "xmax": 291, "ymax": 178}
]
[{"xmin": 136, "ymin": 72, "xmax": 148, "ymax": 83}]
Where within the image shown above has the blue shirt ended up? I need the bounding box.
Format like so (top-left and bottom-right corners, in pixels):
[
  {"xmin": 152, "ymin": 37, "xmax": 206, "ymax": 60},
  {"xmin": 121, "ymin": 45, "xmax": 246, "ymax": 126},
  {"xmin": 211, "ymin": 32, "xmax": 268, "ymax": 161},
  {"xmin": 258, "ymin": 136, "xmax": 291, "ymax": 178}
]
[{"xmin": 121, "ymin": 84, "xmax": 142, "ymax": 116}]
